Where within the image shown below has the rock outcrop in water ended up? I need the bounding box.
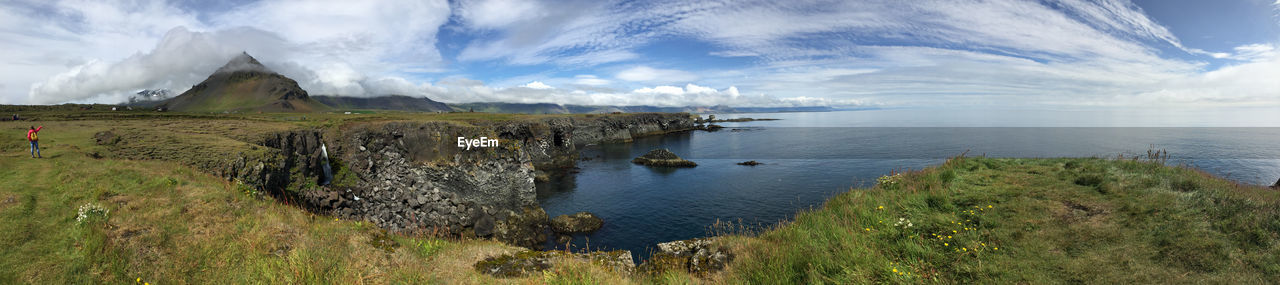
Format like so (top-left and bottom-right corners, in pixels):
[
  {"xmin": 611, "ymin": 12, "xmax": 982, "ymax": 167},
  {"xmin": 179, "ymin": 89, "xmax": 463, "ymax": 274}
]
[
  {"xmin": 632, "ymin": 149, "xmax": 697, "ymax": 167},
  {"xmin": 550, "ymin": 212, "xmax": 604, "ymax": 233}
]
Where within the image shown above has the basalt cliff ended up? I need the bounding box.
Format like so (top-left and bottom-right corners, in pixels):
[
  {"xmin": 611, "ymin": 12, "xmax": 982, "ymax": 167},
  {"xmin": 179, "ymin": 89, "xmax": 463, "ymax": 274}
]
[{"xmin": 101, "ymin": 113, "xmax": 698, "ymax": 248}]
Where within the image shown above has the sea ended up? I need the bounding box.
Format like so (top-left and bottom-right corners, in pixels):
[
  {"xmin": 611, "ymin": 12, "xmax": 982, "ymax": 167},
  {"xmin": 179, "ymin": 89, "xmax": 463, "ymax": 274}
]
[{"xmin": 536, "ymin": 108, "xmax": 1280, "ymax": 261}]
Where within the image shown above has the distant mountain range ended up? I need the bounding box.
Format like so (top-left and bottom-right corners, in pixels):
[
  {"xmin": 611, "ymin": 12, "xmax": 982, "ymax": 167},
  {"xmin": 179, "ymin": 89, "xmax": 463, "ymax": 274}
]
[
  {"xmin": 124, "ymin": 53, "xmax": 840, "ymax": 114},
  {"xmin": 129, "ymin": 89, "xmax": 174, "ymax": 104},
  {"xmin": 311, "ymin": 95, "xmax": 451, "ymax": 113}
]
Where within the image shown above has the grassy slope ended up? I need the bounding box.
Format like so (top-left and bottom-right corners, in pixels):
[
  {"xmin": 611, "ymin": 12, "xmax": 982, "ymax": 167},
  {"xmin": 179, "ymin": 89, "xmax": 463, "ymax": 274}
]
[
  {"xmin": 715, "ymin": 156, "xmax": 1280, "ymax": 284},
  {"xmin": 0, "ymin": 117, "xmax": 631, "ymax": 284}
]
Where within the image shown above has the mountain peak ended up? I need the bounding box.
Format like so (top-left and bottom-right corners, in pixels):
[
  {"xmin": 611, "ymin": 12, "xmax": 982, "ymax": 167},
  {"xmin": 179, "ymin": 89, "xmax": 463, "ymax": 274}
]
[{"xmin": 215, "ymin": 52, "xmax": 270, "ymax": 74}]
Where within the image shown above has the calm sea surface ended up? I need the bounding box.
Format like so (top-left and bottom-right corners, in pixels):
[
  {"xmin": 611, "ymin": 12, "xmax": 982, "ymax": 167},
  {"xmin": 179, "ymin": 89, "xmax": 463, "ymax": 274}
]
[{"xmin": 537, "ymin": 109, "xmax": 1280, "ymax": 261}]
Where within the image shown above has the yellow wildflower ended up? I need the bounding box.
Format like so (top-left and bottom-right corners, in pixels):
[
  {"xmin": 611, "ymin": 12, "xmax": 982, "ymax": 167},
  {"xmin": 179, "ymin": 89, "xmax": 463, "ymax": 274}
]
[
  {"xmin": 878, "ymin": 205, "xmax": 884, "ymax": 209},
  {"xmin": 865, "ymin": 228, "xmax": 871, "ymax": 231},
  {"xmin": 988, "ymin": 205, "xmax": 993, "ymax": 208},
  {"xmin": 994, "ymin": 247, "xmax": 999, "ymax": 250},
  {"xmin": 948, "ymin": 236, "xmax": 952, "ymax": 239},
  {"xmin": 137, "ymin": 278, "xmax": 141, "ymax": 283},
  {"xmin": 944, "ymin": 243, "xmax": 948, "ymax": 246},
  {"xmin": 962, "ymin": 247, "xmax": 967, "ymax": 251},
  {"xmin": 893, "ymin": 268, "xmax": 898, "ymax": 273}
]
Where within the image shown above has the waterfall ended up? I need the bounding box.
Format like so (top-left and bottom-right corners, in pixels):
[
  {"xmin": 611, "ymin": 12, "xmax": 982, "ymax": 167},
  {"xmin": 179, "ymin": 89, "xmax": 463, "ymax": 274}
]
[{"xmin": 320, "ymin": 142, "xmax": 333, "ymax": 186}]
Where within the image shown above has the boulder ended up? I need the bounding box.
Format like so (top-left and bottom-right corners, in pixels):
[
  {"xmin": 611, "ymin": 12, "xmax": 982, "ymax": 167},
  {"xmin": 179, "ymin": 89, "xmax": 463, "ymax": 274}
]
[
  {"xmin": 493, "ymin": 206, "xmax": 550, "ymax": 249},
  {"xmin": 632, "ymin": 149, "xmax": 697, "ymax": 168},
  {"xmin": 1271, "ymin": 178, "xmax": 1279, "ymax": 189},
  {"xmin": 638, "ymin": 238, "xmax": 733, "ymax": 276},
  {"xmin": 737, "ymin": 160, "xmax": 762, "ymax": 166},
  {"xmin": 474, "ymin": 212, "xmax": 496, "ymax": 237},
  {"xmin": 551, "ymin": 212, "xmax": 604, "ymax": 233},
  {"xmin": 704, "ymin": 124, "xmax": 724, "ymax": 131}
]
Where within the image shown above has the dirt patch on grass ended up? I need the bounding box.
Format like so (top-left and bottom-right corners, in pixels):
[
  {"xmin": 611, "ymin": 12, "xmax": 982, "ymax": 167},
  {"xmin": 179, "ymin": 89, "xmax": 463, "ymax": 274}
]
[
  {"xmin": 0, "ymin": 193, "xmax": 16, "ymax": 211},
  {"xmin": 106, "ymin": 223, "xmax": 164, "ymax": 269},
  {"xmin": 1056, "ymin": 200, "xmax": 1110, "ymax": 225}
]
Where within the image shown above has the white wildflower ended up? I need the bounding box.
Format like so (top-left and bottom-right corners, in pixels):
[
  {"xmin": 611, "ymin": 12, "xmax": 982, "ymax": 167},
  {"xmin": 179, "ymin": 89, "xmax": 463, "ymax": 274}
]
[{"xmin": 76, "ymin": 203, "xmax": 109, "ymax": 225}]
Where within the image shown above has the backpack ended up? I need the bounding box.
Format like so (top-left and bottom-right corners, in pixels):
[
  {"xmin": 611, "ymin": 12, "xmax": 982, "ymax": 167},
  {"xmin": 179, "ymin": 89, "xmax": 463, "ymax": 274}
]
[{"xmin": 28, "ymin": 131, "xmax": 36, "ymax": 141}]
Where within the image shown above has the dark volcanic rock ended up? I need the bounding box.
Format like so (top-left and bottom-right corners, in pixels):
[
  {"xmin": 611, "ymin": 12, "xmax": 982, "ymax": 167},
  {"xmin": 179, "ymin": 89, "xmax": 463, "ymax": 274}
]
[
  {"xmin": 704, "ymin": 124, "xmax": 724, "ymax": 131},
  {"xmin": 737, "ymin": 160, "xmax": 762, "ymax": 166},
  {"xmin": 632, "ymin": 149, "xmax": 697, "ymax": 167},
  {"xmin": 638, "ymin": 238, "xmax": 733, "ymax": 276},
  {"xmin": 550, "ymin": 212, "xmax": 604, "ymax": 233},
  {"xmin": 474, "ymin": 212, "xmax": 497, "ymax": 237},
  {"xmin": 1272, "ymin": 178, "xmax": 1279, "ymax": 189},
  {"xmin": 494, "ymin": 207, "xmax": 550, "ymax": 249}
]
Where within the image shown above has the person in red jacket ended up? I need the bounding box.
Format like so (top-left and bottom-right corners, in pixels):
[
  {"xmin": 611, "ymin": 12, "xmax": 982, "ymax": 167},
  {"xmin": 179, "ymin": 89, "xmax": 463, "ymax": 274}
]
[{"xmin": 27, "ymin": 126, "xmax": 42, "ymax": 158}]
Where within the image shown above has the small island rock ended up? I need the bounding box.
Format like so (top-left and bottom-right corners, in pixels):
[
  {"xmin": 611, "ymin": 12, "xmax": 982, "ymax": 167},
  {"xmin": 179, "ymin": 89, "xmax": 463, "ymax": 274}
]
[
  {"xmin": 737, "ymin": 160, "xmax": 762, "ymax": 166},
  {"xmin": 632, "ymin": 149, "xmax": 698, "ymax": 167},
  {"xmin": 551, "ymin": 212, "xmax": 604, "ymax": 233}
]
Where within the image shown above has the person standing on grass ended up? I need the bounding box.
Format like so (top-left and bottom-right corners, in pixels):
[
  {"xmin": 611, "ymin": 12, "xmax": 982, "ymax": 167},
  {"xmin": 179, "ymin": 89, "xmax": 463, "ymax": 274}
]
[{"xmin": 27, "ymin": 126, "xmax": 42, "ymax": 158}]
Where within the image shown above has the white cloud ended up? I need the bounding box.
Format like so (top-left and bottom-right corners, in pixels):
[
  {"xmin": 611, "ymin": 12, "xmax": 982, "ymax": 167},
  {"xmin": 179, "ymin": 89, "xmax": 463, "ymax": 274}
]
[
  {"xmin": 212, "ymin": 0, "xmax": 451, "ymax": 72},
  {"xmin": 1228, "ymin": 43, "xmax": 1277, "ymax": 61},
  {"xmin": 616, "ymin": 66, "xmax": 699, "ymax": 83},
  {"xmin": 454, "ymin": 0, "xmax": 654, "ymax": 66},
  {"xmin": 1120, "ymin": 53, "xmax": 1280, "ymax": 107},
  {"xmin": 455, "ymin": 0, "xmax": 546, "ymax": 29},
  {"xmin": 28, "ymin": 27, "xmax": 291, "ymax": 104},
  {"xmin": 573, "ymin": 75, "xmax": 610, "ymax": 86},
  {"xmin": 6, "ymin": 0, "xmax": 452, "ymax": 104},
  {"xmin": 405, "ymin": 79, "xmax": 851, "ymax": 108},
  {"xmin": 522, "ymin": 81, "xmax": 553, "ymax": 89}
]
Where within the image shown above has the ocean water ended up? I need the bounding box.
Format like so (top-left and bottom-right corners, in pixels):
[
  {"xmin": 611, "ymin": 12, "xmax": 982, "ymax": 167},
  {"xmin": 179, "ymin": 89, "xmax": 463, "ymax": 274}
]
[{"xmin": 536, "ymin": 109, "xmax": 1280, "ymax": 261}]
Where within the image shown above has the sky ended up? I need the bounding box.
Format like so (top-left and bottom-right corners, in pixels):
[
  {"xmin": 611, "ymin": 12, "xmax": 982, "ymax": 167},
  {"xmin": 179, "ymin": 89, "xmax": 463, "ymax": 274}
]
[{"xmin": 0, "ymin": 0, "xmax": 1278, "ymax": 109}]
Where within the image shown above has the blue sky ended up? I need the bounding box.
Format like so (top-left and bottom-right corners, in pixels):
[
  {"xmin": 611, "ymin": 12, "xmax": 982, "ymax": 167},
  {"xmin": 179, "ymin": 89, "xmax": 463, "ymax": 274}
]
[{"xmin": 1, "ymin": 0, "xmax": 1278, "ymax": 108}]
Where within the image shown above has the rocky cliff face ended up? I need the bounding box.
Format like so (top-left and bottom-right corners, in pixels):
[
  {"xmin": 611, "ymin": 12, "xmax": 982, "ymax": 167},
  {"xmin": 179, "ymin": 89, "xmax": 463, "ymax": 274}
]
[
  {"xmin": 569, "ymin": 113, "xmax": 698, "ymax": 146},
  {"xmin": 217, "ymin": 113, "xmax": 698, "ymax": 248},
  {"xmin": 135, "ymin": 113, "xmax": 698, "ymax": 249}
]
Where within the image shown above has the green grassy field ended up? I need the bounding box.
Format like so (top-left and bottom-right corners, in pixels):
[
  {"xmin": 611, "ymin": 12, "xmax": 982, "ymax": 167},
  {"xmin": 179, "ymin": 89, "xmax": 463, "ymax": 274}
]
[
  {"xmin": 2, "ymin": 110, "xmax": 1278, "ymax": 283},
  {"xmin": 0, "ymin": 113, "xmax": 633, "ymax": 284},
  {"xmin": 715, "ymin": 156, "xmax": 1280, "ymax": 284}
]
